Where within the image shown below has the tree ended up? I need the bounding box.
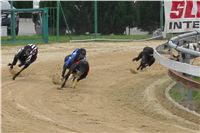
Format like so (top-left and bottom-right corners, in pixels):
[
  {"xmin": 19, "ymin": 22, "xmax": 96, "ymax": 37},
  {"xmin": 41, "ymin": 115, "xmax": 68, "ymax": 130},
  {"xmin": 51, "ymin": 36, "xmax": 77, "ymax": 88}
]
[
  {"xmin": 34, "ymin": 1, "xmax": 161, "ymax": 34},
  {"xmin": 98, "ymin": 1, "xmax": 138, "ymax": 34},
  {"xmin": 136, "ymin": 1, "xmax": 160, "ymax": 33},
  {"xmin": 12, "ymin": 1, "xmax": 33, "ymax": 18}
]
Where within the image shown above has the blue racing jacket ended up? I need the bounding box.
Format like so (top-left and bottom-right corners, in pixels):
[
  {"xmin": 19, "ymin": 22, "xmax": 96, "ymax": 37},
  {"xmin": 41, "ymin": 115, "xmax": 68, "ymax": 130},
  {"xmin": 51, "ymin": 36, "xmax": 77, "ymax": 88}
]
[{"xmin": 65, "ymin": 48, "xmax": 79, "ymax": 68}]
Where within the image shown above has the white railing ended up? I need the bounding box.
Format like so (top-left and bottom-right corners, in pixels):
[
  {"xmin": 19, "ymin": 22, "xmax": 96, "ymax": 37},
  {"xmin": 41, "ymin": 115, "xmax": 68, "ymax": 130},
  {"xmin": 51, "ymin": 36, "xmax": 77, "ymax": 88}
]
[{"xmin": 154, "ymin": 31, "xmax": 200, "ymax": 77}]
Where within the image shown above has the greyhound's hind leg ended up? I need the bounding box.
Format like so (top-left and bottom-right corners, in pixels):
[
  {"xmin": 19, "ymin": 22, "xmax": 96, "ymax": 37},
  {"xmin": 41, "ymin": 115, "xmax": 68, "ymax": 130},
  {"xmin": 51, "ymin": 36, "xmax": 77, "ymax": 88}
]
[
  {"xmin": 140, "ymin": 64, "xmax": 148, "ymax": 70},
  {"xmin": 72, "ymin": 78, "xmax": 78, "ymax": 88},
  {"xmin": 68, "ymin": 73, "xmax": 74, "ymax": 80}
]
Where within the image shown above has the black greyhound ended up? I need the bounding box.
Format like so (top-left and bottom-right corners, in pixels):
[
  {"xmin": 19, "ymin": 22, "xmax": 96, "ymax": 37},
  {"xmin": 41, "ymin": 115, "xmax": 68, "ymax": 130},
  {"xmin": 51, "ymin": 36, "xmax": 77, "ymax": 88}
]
[
  {"xmin": 132, "ymin": 46, "xmax": 155, "ymax": 70},
  {"xmin": 61, "ymin": 48, "xmax": 86, "ymax": 78},
  {"xmin": 61, "ymin": 59, "xmax": 89, "ymax": 88},
  {"xmin": 8, "ymin": 44, "xmax": 38, "ymax": 80}
]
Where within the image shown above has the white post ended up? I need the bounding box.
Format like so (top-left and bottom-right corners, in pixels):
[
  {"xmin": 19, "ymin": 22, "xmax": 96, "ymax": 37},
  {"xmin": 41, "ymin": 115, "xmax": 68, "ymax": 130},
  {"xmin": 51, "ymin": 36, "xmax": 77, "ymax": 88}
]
[{"xmin": 33, "ymin": 0, "xmax": 40, "ymax": 9}]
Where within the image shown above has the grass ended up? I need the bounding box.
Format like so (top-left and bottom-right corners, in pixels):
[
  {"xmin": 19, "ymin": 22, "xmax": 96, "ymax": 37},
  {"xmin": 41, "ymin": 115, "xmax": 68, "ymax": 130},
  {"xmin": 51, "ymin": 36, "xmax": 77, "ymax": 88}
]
[
  {"xmin": 192, "ymin": 91, "xmax": 200, "ymax": 112},
  {"xmin": 193, "ymin": 91, "xmax": 200, "ymax": 100},
  {"xmin": 169, "ymin": 84, "xmax": 184, "ymax": 102},
  {"xmin": 170, "ymin": 83, "xmax": 200, "ymax": 113},
  {"xmin": 193, "ymin": 77, "xmax": 200, "ymax": 82},
  {"xmin": 1, "ymin": 34, "xmax": 152, "ymax": 46},
  {"xmin": 1, "ymin": 35, "xmax": 44, "ymax": 46},
  {"xmin": 170, "ymin": 89, "xmax": 183, "ymax": 102}
]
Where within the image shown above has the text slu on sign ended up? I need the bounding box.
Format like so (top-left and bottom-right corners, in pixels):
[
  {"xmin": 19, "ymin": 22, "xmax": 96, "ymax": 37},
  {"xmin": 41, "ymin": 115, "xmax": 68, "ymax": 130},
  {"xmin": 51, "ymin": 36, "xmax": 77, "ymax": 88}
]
[{"xmin": 164, "ymin": 0, "xmax": 200, "ymax": 33}]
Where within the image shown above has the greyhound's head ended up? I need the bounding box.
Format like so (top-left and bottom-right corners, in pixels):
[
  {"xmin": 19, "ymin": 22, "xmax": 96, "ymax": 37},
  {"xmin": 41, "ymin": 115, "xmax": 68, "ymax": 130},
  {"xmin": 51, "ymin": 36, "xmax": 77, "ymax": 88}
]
[
  {"xmin": 79, "ymin": 48, "xmax": 86, "ymax": 56},
  {"xmin": 23, "ymin": 46, "xmax": 32, "ymax": 56}
]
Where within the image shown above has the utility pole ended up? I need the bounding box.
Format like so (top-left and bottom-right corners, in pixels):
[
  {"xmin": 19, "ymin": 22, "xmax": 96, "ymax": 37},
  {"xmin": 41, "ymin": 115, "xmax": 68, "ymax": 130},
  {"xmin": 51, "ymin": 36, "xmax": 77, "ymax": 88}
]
[
  {"xmin": 11, "ymin": 0, "xmax": 16, "ymax": 41},
  {"xmin": 160, "ymin": 1, "xmax": 164, "ymax": 31},
  {"xmin": 56, "ymin": 0, "xmax": 60, "ymax": 42},
  {"xmin": 94, "ymin": 0, "xmax": 98, "ymax": 39}
]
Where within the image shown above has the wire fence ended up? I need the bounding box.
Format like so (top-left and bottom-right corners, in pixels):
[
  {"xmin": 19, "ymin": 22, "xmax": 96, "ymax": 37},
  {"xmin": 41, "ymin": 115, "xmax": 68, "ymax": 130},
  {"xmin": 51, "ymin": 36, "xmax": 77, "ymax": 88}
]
[{"xmin": 1, "ymin": 8, "xmax": 48, "ymax": 44}]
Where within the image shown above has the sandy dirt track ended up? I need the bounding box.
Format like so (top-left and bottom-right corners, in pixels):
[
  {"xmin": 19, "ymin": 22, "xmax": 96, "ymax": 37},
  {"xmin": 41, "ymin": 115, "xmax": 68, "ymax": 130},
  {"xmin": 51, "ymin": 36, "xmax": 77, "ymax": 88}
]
[{"xmin": 2, "ymin": 41, "xmax": 200, "ymax": 133}]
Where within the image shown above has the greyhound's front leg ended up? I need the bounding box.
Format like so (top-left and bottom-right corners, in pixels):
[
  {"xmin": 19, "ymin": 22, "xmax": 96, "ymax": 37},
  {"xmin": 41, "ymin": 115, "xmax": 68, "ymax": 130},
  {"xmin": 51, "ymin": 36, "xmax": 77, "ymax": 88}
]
[
  {"xmin": 61, "ymin": 65, "xmax": 67, "ymax": 78},
  {"xmin": 13, "ymin": 72, "xmax": 20, "ymax": 80},
  {"xmin": 12, "ymin": 67, "xmax": 26, "ymax": 80},
  {"xmin": 61, "ymin": 71, "xmax": 71, "ymax": 88},
  {"xmin": 61, "ymin": 77, "xmax": 68, "ymax": 88}
]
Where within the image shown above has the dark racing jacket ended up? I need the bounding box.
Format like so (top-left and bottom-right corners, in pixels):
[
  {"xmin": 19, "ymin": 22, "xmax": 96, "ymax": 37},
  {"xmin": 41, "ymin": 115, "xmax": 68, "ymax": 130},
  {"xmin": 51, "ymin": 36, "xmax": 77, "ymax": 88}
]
[{"xmin": 16, "ymin": 44, "xmax": 38, "ymax": 66}]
